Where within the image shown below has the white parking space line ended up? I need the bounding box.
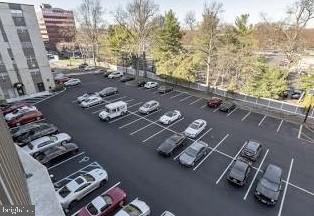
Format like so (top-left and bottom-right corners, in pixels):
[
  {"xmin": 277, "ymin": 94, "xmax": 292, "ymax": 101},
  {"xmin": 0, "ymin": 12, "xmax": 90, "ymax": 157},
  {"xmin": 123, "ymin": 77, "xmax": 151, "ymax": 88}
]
[
  {"xmin": 298, "ymin": 125, "xmax": 303, "ymax": 139},
  {"xmin": 215, "ymin": 142, "xmax": 247, "ymax": 184},
  {"xmin": 160, "ymin": 91, "xmax": 175, "ymax": 97},
  {"xmin": 142, "ymin": 118, "xmax": 185, "ymax": 143},
  {"xmin": 128, "ymin": 101, "xmax": 143, "ymax": 108},
  {"xmin": 278, "ymin": 158, "xmax": 294, "ymax": 216},
  {"xmin": 125, "ymin": 98, "xmax": 135, "ymax": 103},
  {"xmin": 201, "ymin": 104, "xmax": 208, "ymax": 109},
  {"xmin": 119, "ymin": 109, "xmax": 162, "ymax": 129},
  {"xmin": 173, "ymin": 128, "xmax": 213, "ymax": 160},
  {"xmin": 193, "ymin": 134, "xmax": 230, "ymax": 171},
  {"xmin": 227, "ymin": 108, "xmax": 238, "ymax": 117},
  {"xmin": 109, "ymin": 111, "xmax": 139, "ymax": 124},
  {"xmin": 130, "ymin": 119, "xmax": 160, "ymax": 135},
  {"xmin": 189, "ymin": 98, "xmax": 202, "ymax": 105},
  {"xmin": 258, "ymin": 115, "xmax": 267, "ymax": 127},
  {"xmin": 276, "ymin": 120, "xmax": 284, "ymax": 133},
  {"xmin": 241, "ymin": 111, "xmax": 251, "ymax": 121},
  {"xmin": 213, "ymin": 107, "xmax": 220, "ymax": 112},
  {"xmin": 72, "ymin": 100, "xmax": 77, "ymax": 103},
  {"xmin": 243, "ymin": 149, "xmax": 269, "ymax": 200},
  {"xmin": 179, "ymin": 95, "xmax": 193, "ymax": 102},
  {"xmin": 170, "ymin": 92, "xmax": 184, "ymax": 99},
  {"xmin": 287, "ymin": 182, "xmax": 314, "ymax": 196},
  {"xmin": 107, "ymin": 96, "xmax": 127, "ymax": 103},
  {"xmin": 48, "ymin": 152, "xmax": 85, "ymax": 170}
]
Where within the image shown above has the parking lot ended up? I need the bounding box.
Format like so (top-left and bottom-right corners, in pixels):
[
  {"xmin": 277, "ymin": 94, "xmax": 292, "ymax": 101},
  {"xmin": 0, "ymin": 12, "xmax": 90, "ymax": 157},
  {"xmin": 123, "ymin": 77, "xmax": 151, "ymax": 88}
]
[{"xmin": 37, "ymin": 73, "xmax": 314, "ymax": 216}]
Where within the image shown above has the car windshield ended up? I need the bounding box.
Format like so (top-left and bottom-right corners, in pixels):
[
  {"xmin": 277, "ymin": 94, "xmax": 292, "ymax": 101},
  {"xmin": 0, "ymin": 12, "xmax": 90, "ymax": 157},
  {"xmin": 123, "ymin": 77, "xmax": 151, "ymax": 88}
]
[
  {"xmin": 101, "ymin": 195, "xmax": 113, "ymax": 205},
  {"xmin": 190, "ymin": 123, "xmax": 200, "ymax": 130},
  {"xmin": 142, "ymin": 103, "xmax": 151, "ymax": 108},
  {"xmin": 87, "ymin": 203, "xmax": 98, "ymax": 215},
  {"xmin": 82, "ymin": 174, "xmax": 95, "ymax": 182},
  {"xmin": 260, "ymin": 178, "xmax": 279, "ymax": 192},
  {"xmin": 165, "ymin": 112, "xmax": 174, "ymax": 117},
  {"xmin": 185, "ymin": 147, "xmax": 198, "ymax": 157},
  {"xmin": 123, "ymin": 204, "xmax": 142, "ymax": 216},
  {"xmin": 231, "ymin": 161, "xmax": 246, "ymax": 178},
  {"xmin": 58, "ymin": 186, "xmax": 71, "ymax": 198}
]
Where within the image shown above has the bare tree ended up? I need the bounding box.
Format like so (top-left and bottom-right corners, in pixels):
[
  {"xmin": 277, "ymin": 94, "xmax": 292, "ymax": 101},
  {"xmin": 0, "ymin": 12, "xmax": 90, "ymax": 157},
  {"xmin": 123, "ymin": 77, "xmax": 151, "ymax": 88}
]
[
  {"xmin": 195, "ymin": 1, "xmax": 223, "ymax": 87},
  {"xmin": 113, "ymin": 0, "xmax": 159, "ymax": 77},
  {"xmin": 77, "ymin": 0, "xmax": 104, "ymax": 66},
  {"xmin": 184, "ymin": 10, "xmax": 196, "ymax": 31}
]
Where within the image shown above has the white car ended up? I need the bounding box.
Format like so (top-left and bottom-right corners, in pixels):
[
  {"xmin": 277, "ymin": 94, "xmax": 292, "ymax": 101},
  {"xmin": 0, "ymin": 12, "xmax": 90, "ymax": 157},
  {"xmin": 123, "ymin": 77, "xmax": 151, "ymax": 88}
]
[
  {"xmin": 77, "ymin": 93, "xmax": 96, "ymax": 103},
  {"xmin": 5, "ymin": 105, "xmax": 37, "ymax": 121},
  {"xmin": 57, "ymin": 168, "xmax": 108, "ymax": 210},
  {"xmin": 114, "ymin": 199, "xmax": 150, "ymax": 216},
  {"xmin": 64, "ymin": 78, "xmax": 81, "ymax": 86},
  {"xmin": 22, "ymin": 133, "xmax": 71, "ymax": 156},
  {"xmin": 159, "ymin": 110, "xmax": 181, "ymax": 125},
  {"xmin": 144, "ymin": 81, "xmax": 158, "ymax": 89},
  {"xmin": 138, "ymin": 100, "xmax": 160, "ymax": 114},
  {"xmin": 161, "ymin": 211, "xmax": 175, "ymax": 216},
  {"xmin": 184, "ymin": 119, "xmax": 207, "ymax": 138},
  {"xmin": 84, "ymin": 66, "xmax": 96, "ymax": 71},
  {"xmin": 108, "ymin": 71, "xmax": 124, "ymax": 79},
  {"xmin": 80, "ymin": 96, "xmax": 103, "ymax": 108}
]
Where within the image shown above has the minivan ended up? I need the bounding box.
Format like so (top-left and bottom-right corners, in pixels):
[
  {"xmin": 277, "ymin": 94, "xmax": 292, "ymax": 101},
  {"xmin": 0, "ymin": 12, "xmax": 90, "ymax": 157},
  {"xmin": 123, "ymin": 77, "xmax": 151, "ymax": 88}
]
[{"xmin": 99, "ymin": 101, "xmax": 127, "ymax": 121}]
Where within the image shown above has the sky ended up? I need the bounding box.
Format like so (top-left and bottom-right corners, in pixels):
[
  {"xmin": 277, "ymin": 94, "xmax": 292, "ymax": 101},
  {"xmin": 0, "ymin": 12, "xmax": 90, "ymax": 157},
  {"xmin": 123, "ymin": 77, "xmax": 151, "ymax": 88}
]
[{"xmin": 4, "ymin": 0, "xmax": 309, "ymax": 26}]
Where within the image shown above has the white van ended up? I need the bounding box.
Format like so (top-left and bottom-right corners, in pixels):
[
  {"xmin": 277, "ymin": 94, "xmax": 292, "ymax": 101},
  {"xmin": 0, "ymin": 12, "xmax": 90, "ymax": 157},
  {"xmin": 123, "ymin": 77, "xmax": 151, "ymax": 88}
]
[{"xmin": 98, "ymin": 101, "xmax": 127, "ymax": 121}]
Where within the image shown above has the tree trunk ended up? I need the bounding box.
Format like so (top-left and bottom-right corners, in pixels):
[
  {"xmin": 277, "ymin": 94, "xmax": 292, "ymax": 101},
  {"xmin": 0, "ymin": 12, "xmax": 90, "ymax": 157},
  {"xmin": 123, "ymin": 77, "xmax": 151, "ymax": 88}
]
[
  {"xmin": 206, "ymin": 55, "xmax": 211, "ymax": 87},
  {"xmin": 92, "ymin": 43, "xmax": 97, "ymax": 66}
]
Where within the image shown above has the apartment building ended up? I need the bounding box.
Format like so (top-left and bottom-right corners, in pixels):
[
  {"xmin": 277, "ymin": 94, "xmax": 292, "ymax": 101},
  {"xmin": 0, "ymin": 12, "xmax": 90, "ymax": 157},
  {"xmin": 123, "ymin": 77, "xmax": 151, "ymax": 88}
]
[
  {"xmin": 0, "ymin": 2, "xmax": 55, "ymax": 99},
  {"xmin": 38, "ymin": 4, "xmax": 76, "ymax": 51}
]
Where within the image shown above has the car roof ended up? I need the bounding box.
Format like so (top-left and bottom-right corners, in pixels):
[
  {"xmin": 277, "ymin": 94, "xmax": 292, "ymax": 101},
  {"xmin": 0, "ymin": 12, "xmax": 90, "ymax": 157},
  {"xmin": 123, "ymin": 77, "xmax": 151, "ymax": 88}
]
[
  {"xmin": 105, "ymin": 101, "xmax": 127, "ymax": 109},
  {"xmin": 129, "ymin": 199, "xmax": 148, "ymax": 212},
  {"xmin": 67, "ymin": 176, "xmax": 86, "ymax": 191},
  {"xmin": 191, "ymin": 141, "xmax": 208, "ymax": 150},
  {"xmin": 192, "ymin": 119, "xmax": 205, "ymax": 125},
  {"xmin": 245, "ymin": 140, "xmax": 261, "ymax": 151},
  {"xmin": 91, "ymin": 196, "xmax": 107, "ymax": 213},
  {"xmin": 264, "ymin": 164, "xmax": 282, "ymax": 181}
]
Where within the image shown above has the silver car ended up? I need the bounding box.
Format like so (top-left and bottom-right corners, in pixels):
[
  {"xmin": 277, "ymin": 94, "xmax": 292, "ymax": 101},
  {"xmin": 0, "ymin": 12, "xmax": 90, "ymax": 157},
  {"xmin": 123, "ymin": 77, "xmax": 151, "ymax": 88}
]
[
  {"xmin": 179, "ymin": 141, "xmax": 209, "ymax": 167},
  {"xmin": 138, "ymin": 100, "xmax": 160, "ymax": 114}
]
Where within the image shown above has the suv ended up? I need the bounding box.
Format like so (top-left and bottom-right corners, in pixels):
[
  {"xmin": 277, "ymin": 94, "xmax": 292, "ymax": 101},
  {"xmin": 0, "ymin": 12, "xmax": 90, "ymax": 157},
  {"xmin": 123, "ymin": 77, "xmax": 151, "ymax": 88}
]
[{"xmin": 255, "ymin": 164, "xmax": 283, "ymax": 205}]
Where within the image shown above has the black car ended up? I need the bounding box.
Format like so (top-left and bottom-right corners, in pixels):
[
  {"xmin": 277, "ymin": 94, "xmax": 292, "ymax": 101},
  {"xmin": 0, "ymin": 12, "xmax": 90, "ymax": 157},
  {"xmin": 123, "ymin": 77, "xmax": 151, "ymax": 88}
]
[
  {"xmin": 240, "ymin": 140, "xmax": 262, "ymax": 161},
  {"xmin": 120, "ymin": 75, "xmax": 135, "ymax": 82},
  {"xmin": 98, "ymin": 87, "xmax": 118, "ymax": 97},
  {"xmin": 255, "ymin": 164, "xmax": 283, "ymax": 205},
  {"xmin": 79, "ymin": 63, "xmax": 88, "ymax": 69},
  {"xmin": 13, "ymin": 123, "xmax": 58, "ymax": 145},
  {"xmin": 219, "ymin": 101, "xmax": 236, "ymax": 112},
  {"xmin": 179, "ymin": 141, "xmax": 209, "ymax": 167},
  {"xmin": 137, "ymin": 80, "xmax": 147, "ymax": 87},
  {"xmin": 158, "ymin": 86, "xmax": 174, "ymax": 94},
  {"xmin": 227, "ymin": 157, "xmax": 252, "ymax": 186},
  {"xmin": 157, "ymin": 133, "xmax": 186, "ymax": 157},
  {"xmin": 34, "ymin": 143, "xmax": 79, "ymax": 167}
]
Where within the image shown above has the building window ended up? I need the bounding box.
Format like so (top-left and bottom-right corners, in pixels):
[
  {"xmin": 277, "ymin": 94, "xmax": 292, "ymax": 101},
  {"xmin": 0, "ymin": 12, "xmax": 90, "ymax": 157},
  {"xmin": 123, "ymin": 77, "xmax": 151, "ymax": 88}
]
[
  {"xmin": 17, "ymin": 29, "xmax": 31, "ymax": 42},
  {"xmin": 8, "ymin": 3, "xmax": 22, "ymax": 10},
  {"xmin": 13, "ymin": 17, "xmax": 26, "ymax": 26},
  {"xmin": 0, "ymin": 19, "xmax": 8, "ymax": 42},
  {"xmin": 22, "ymin": 48, "xmax": 39, "ymax": 69}
]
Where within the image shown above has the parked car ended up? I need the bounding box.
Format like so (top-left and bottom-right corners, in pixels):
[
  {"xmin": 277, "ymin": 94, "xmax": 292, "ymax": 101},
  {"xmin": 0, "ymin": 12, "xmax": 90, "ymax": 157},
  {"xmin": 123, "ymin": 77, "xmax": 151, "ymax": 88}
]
[
  {"xmin": 120, "ymin": 75, "xmax": 135, "ymax": 82},
  {"xmin": 255, "ymin": 164, "xmax": 283, "ymax": 205},
  {"xmin": 158, "ymin": 86, "xmax": 173, "ymax": 94},
  {"xmin": 12, "ymin": 122, "xmax": 52, "ymax": 140},
  {"xmin": 219, "ymin": 101, "xmax": 236, "ymax": 112},
  {"xmin": 227, "ymin": 157, "xmax": 252, "ymax": 186},
  {"xmin": 57, "ymin": 168, "xmax": 108, "ymax": 210},
  {"xmin": 207, "ymin": 97, "xmax": 223, "ymax": 108},
  {"xmin": 137, "ymin": 80, "xmax": 147, "ymax": 87},
  {"xmin": 95, "ymin": 69, "xmax": 105, "ymax": 74},
  {"xmin": 157, "ymin": 133, "xmax": 186, "ymax": 157},
  {"xmin": 103, "ymin": 70, "xmax": 113, "ymax": 77},
  {"xmin": 240, "ymin": 140, "xmax": 262, "ymax": 162},
  {"xmin": 1, "ymin": 102, "xmax": 29, "ymax": 115},
  {"xmin": 22, "ymin": 133, "xmax": 71, "ymax": 156},
  {"xmin": 79, "ymin": 63, "xmax": 88, "ymax": 69},
  {"xmin": 64, "ymin": 78, "xmax": 81, "ymax": 87},
  {"xmin": 138, "ymin": 100, "xmax": 160, "ymax": 114},
  {"xmin": 179, "ymin": 141, "xmax": 209, "ymax": 167},
  {"xmin": 159, "ymin": 110, "xmax": 181, "ymax": 125},
  {"xmin": 77, "ymin": 93, "xmax": 96, "ymax": 103},
  {"xmin": 77, "ymin": 186, "xmax": 127, "ymax": 216},
  {"xmin": 98, "ymin": 87, "xmax": 118, "ymax": 97},
  {"xmin": 114, "ymin": 199, "xmax": 150, "ymax": 216},
  {"xmin": 80, "ymin": 96, "xmax": 103, "ymax": 108},
  {"xmin": 108, "ymin": 71, "xmax": 124, "ymax": 79},
  {"xmin": 84, "ymin": 66, "xmax": 96, "ymax": 71},
  {"xmin": 34, "ymin": 143, "xmax": 79, "ymax": 166},
  {"xmin": 99, "ymin": 101, "xmax": 127, "ymax": 121},
  {"xmin": 5, "ymin": 105, "xmax": 37, "ymax": 121},
  {"xmin": 7, "ymin": 110, "xmax": 43, "ymax": 128},
  {"xmin": 161, "ymin": 211, "xmax": 175, "ymax": 216},
  {"xmin": 15, "ymin": 123, "xmax": 58, "ymax": 146},
  {"xmin": 144, "ymin": 81, "xmax": 158, "ymax": 89},
  {"xmin": 54, "ymin": 76, "xmax": 71, "ymax": 85},
  {"xmin": 184, "ymin": 119, "xmax": 207, "ymax": 138}
]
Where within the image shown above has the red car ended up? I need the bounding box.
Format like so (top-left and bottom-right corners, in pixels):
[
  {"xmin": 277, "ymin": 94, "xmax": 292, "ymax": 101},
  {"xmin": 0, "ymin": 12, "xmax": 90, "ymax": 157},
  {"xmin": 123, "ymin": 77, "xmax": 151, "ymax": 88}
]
[
  {"xmin": 78, "ymin": 187, "xmax": 127, "ymax": 216},
  {"xmin": 1, "ymin": 102, "xmax": 29, "ymax": 115},
  {"xmin": 7, "ymin": 110, "xmax": 43, "ymax": 128},
  {"xmin": 207, "ymin": 97, "xmax": 223, "ymax": 108},
  {"xmin": 54, "ymin": 76, "xmax": 71, "ymax": 85}
]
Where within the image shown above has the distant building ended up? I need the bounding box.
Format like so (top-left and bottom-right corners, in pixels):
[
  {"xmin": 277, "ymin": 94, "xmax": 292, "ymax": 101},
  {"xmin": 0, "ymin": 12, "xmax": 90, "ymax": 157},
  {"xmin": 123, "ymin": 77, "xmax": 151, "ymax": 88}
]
[
  {"xmin": 37, "ymin": 4, "xmax": 76, "ymax": 51},
  {"xmin": 0, "ymin": 2, "xmax": 55, "ymax": 99}
]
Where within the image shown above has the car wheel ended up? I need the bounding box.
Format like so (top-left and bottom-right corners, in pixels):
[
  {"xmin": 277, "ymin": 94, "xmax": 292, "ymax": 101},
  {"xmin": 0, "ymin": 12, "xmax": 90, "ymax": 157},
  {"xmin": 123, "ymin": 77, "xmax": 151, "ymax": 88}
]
[
  {"xmin": 119, "ymin": 200, "xmax": 124, "ymax": 207},
  {"xmin": 105, "ymin": 117, "xmax": 110, "ymax": 121},
  {"xmin": 36, "ymin": 116, "xmax": 41, "ymax": 121},
  {"xmin": 61, "ymin": 141, "xmax": 66, "ymax": 145}
]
